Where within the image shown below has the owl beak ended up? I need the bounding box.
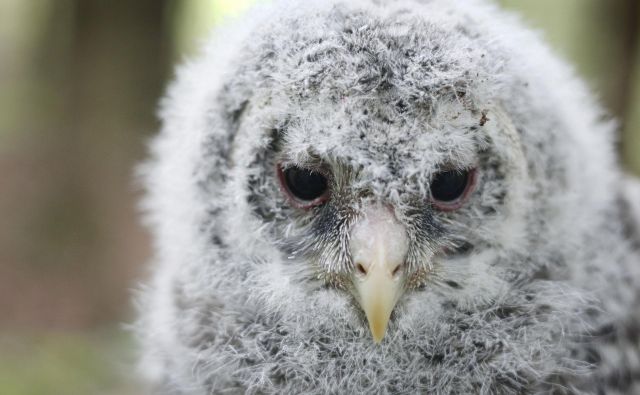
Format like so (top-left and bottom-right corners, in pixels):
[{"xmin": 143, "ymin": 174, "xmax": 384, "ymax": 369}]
[
  {"xmin": 350, "ymin": 205, "xmax": 409, "ymax": 343},
  {"xmin": 352, "ymin": 259, "xmax": 405, "ymax": 343}
]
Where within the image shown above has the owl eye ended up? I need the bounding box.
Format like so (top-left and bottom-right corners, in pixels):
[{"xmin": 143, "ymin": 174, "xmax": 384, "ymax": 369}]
[
  {"xmin": 429, "ymin": 168, "xmax": 476, "ymax": 211},
  {"xmin": 277, "ymin": 164, "xmax": 330, "ymax": 208}
]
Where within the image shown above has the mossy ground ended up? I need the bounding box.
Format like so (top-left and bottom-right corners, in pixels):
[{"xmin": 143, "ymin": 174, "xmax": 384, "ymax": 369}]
[{"xmin": 0, "ymin": 330, "xmax": 141, "ymax": 395}]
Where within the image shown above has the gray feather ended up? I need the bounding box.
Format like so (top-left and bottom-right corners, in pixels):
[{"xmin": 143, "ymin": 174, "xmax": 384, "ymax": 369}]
[{"xmin": 136, "ymin": 0, "xmax": 640, "ymax": 393}]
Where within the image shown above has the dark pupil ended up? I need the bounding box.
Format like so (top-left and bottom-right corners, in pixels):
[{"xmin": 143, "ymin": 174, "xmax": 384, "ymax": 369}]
[
  {"xmin": 430, "ymin": 170, "xmax": 469, "ymax": 202},
  {"xmin": 284, "ymin": 167, "xmax": 328, "ymax": 201}
]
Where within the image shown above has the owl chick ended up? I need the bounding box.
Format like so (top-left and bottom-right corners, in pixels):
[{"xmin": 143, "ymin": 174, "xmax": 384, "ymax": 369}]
[{"xmin": 137, "ymin": 0, "xmax": 640, "ymax": 393}]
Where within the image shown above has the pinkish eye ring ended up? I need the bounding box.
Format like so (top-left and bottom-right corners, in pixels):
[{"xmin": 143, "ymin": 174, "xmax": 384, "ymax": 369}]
[
  {"xmin": 429, "ymin": 168, "xmax": 477, "ymax": 211},
  {"xmin": 277, "ymin": 163, "xmax": 331, "ymax": 209}
]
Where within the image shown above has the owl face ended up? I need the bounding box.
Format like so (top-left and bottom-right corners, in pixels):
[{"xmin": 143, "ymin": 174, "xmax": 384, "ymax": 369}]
[
  {"xmin": 141, "ymin": 1, "xmax": 624, "ymax": 391},
  {"xmin": 209, "ymin": 3, "xmax": 537, "ymax": 343},
  {"xmin": 240, "ymin": 89, "xmax": 528, "ymax": 341}
]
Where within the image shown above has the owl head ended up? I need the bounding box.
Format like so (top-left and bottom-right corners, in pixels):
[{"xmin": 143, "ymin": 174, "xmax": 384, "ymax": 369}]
[{"xmin": 141, "ymin": 0, "xmax": 619, "ymax": 391}]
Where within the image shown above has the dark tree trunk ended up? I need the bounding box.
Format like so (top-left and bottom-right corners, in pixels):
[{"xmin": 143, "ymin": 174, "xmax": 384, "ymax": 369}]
[{"xmin": 0, "ymin": 0, "xmax": 171, "ymax": 329}]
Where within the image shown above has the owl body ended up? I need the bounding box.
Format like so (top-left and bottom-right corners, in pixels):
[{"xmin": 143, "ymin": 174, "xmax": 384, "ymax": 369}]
[{"xmin": 138, "ymin": 0, "xmax": 640, "ymax": 393}]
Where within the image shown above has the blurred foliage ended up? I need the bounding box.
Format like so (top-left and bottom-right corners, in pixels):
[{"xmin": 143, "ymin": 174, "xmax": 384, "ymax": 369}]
[
  {"xmin": 0, "ymin": 1, "xmax": 638, "ymax": 394},
  {"xmin": 0, "ymin": 330, "xmax": 139, "ymax": 395},
  {"xmin": 170, "ymin": 0, "xmax": 261, "ymax": 57},
  {"xmin": 626, "ymin": 36, "xmax": 640, "ymax": 172},
  {"xmin": 500, "ymin": 0, "xmax": 640, "ymax": 173}
]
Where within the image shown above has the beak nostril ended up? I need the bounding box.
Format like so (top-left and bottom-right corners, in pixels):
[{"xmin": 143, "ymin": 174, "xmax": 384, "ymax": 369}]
[
  {"xmin": 391, "ymin": 264, "xmax": 402, "ymax": 277},
  {"xmin": 356, "ymin": 263, "xmax": 368, "ymax": 275}
]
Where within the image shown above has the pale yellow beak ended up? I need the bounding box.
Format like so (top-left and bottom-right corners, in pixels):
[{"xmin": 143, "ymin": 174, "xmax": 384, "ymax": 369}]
[{"xmin": 350, "ymin": 205, "xmax": 409, "ymax": 343}]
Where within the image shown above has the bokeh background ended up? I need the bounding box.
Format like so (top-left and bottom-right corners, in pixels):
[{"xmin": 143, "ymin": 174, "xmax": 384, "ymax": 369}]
[{"xmin": 0, "ymin": 1, "xmax": 638, "ymax": 394}]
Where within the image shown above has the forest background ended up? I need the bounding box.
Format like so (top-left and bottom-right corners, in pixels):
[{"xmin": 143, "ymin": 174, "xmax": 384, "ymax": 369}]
[{"xmin": 0, "ymin": 1, "xmax": 638, "ymax": 394}]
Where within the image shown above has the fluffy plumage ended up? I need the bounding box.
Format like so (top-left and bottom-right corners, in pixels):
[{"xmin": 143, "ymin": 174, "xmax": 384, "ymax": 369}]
[{"xmin": 137, "ymin": 0, "xmax": 640, "ymax": 393}]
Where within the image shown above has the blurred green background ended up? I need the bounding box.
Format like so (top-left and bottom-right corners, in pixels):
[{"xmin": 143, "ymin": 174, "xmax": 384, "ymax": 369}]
[{"xmin": 0, "ymin": 1, "xmax": 638, "ymax": 394}]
